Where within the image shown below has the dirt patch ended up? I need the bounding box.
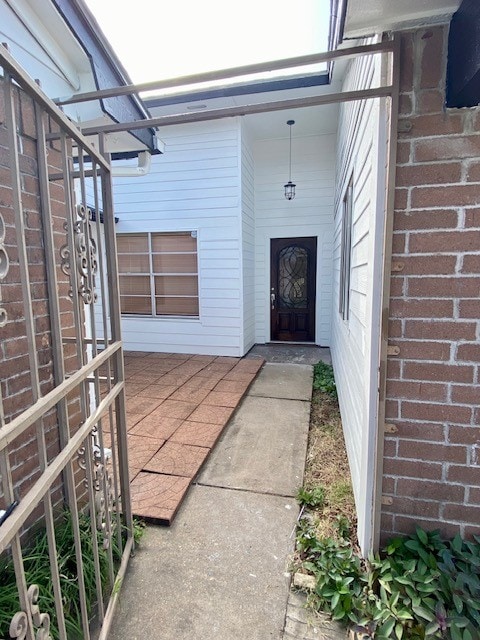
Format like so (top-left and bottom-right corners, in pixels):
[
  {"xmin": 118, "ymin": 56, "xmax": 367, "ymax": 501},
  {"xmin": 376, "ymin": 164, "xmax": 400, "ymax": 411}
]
[{"xmin": 302, "ymin": 389, "xmax": 357, "ymax": 543}]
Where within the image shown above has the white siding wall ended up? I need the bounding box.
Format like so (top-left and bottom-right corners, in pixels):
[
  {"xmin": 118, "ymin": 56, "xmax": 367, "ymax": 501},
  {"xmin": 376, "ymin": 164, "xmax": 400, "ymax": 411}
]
[
  {"xmin": 108, "ymin": 118, "xmax": 244, "ymax": 356},
  {"xmin": 331, "ymin": 42, "xmax": 387, "ymax": 552},
  {"xmin": 253, "ymin": 133, "xmax": 336, "ymax": 345},
  {"xmin": 240, "ymin": 121, "xmax": 256, "ymax": 353}
]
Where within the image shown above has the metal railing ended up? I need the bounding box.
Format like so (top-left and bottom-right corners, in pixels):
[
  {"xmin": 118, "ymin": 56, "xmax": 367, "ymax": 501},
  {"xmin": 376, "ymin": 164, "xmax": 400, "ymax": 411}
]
[{"xmin": 0, "ymin": 44, "xmax": 132, "ymax": 640}]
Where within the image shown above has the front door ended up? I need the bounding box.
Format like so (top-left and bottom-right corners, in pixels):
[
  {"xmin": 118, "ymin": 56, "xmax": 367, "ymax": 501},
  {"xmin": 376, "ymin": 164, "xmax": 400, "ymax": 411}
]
[{"xmin": 270, "ymin": 237, "xmax": 317, "ymax": 341}]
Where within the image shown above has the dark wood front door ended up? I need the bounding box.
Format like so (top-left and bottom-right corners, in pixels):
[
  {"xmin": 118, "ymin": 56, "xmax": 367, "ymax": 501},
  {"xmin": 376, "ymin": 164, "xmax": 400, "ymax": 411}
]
[{"xmin": 270, "ymin": 237, "xmax": 317, "ymax": 342}]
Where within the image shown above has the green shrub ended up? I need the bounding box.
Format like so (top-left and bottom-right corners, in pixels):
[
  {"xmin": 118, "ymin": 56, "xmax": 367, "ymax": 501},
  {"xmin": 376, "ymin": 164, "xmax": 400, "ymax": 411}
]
[
  {"xmin": 295, "ymin": 525, "xmax": 480, "ymax": 639},
  {"xmin": 313, "ymin": 361, "xmax": 337, "ymax": 400}
]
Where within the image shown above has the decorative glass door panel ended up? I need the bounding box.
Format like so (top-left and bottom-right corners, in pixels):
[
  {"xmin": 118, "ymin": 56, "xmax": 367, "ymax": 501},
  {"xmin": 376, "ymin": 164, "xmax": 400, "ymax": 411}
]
[{"xmin": 278, "ymin": 246, "xmax": 308, "ymax": 309}]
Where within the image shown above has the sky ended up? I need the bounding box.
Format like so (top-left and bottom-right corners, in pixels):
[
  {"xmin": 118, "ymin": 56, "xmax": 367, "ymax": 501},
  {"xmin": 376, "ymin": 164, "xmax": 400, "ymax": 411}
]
[{"xmin": 84, "ymin": 0, "xmax": 330, "ymax": 85}]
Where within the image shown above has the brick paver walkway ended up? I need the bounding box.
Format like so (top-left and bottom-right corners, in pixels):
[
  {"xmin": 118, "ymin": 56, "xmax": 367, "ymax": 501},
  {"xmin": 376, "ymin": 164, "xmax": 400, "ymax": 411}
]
[{"xmin": 119, "ymin": 352, "xmax": 264, "ymax": 524}]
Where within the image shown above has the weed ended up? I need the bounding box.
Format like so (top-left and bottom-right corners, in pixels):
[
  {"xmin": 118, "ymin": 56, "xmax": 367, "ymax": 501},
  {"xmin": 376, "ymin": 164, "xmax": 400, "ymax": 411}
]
[
  {"xmin": 312, "ymin": 361, "xmax": 337, "ymax": 400},
  {"xmin": 297, "ymin": 486, "xmax": 326, "ymax": 509},
  {"xmin": 334, "ymin": 515, "xmax": 352, "ymax": 540},
  {"xmin": 133, "ymin": 517, "xmax": 146, "ymax": 544},
  {"xmin": 329, "ymin": 480, "xmax": 353, "ymax": 504}
]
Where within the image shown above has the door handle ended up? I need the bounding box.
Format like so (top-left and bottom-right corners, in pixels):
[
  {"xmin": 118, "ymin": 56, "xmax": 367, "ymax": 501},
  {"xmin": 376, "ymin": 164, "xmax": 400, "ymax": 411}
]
[{"xmin": 270, "ymin": 292, "xmax": 276, "ymax": 310}]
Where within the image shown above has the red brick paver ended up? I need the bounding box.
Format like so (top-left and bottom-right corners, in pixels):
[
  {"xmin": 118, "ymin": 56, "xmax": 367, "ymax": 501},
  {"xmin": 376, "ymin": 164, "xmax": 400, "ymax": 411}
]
[
  {"xmin": 145, "ymin": 442, "xmax": 210, "ymax": 477},
  {"xmin": 130, "ymin": 472, "xmax": 191, "ymax": 524},
  {"xmin": 170, "ymin": 420, "xmax": 225, "ymax": 448},
  {"xmin": 118, "ymin": 353, "xmax": 263, "ymax": 524}
]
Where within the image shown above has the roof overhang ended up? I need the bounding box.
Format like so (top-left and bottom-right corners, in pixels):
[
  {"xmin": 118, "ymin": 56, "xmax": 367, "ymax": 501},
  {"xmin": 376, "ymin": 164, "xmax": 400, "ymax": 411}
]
[
  {"xmin": 343, "ymin": 0, "xmax": 461, "ymax": 38},
  {"xmin": 77, "ymin": 41, "xmax": 395, "ymax": 143},
  {"xmin": 446, "ymin": 0, "xmax": 480, "ymax": 107},
  {"xmin": 51, "ymin": 0, "xmax": 159, "ymax": 155},
  {"xmin": 145, "ymin": 72, "xmax": 330, "ymax": 111},
  {"xmin": 145, "ymin": 76, "xmax": 339, "ymax": 141}
]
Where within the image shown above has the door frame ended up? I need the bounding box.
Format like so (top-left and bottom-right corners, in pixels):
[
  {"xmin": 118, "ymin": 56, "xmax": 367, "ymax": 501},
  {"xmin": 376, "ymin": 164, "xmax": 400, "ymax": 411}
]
[{"xmin": 268, "ymin": 235, "xmax": 318, "ymax": 343}]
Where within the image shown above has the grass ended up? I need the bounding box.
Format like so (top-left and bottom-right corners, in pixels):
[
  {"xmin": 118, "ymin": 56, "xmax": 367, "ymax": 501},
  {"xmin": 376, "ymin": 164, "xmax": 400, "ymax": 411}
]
[
  {"xmin": 299, "ymin": 363, "xmax": 356, "ymax": 542},
  {"xmin": 292, "ymin": 362, "xmax": 357, "ymax": 631},
  {"xmin": 0, "ymin": 512, "xmax": 145, "ymax": 639}
]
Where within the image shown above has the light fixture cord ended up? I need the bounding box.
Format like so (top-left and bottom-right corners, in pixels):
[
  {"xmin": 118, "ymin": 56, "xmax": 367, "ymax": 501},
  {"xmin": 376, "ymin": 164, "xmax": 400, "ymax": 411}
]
[{"xmin": 289, "ymin": 124, "xmax": 292, "ymax": 182}]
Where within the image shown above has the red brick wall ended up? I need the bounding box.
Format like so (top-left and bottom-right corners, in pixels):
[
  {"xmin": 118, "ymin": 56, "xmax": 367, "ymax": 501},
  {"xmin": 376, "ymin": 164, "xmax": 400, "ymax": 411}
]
[
  {"xmin": 381, "ymin": 26, "xmax": 480, "ymax": 542},
  {"xmin": 0, "ymin": 82, "xmax": 82, "ymax": 514}
]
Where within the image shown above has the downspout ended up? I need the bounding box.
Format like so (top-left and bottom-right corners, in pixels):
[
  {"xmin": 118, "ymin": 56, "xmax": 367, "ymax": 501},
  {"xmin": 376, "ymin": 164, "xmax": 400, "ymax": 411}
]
[{"xmin": 111, "ymin": 151, "xmax": 152, "ymax": 178}]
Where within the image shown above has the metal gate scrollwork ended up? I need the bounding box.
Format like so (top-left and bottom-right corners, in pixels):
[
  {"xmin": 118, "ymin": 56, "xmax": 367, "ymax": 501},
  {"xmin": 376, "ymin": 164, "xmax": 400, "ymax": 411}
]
[
  {"xmin": 77, "ymin": 437, "xmax": 115, "ymax": 549},
  {"xmin": 60, "ymin": 203, "xmax": 98, "ymax": 304},
  {"xmin": 0, "ymin": 212, "xmax": 9, "ymax": 327},
  {"xmin": 0, "ymin": 43, "xmax": 132, "ymax": 640},
  {"xmin": 9, "ymin": 585, "xmax": 52, "ymax": 640}
]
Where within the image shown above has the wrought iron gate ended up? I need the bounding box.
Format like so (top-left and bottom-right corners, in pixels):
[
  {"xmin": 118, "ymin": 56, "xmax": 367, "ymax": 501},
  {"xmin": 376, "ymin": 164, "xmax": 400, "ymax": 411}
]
[{"xmin": 0, "ymin": 46, "xmax": 132, "ymax": 639}]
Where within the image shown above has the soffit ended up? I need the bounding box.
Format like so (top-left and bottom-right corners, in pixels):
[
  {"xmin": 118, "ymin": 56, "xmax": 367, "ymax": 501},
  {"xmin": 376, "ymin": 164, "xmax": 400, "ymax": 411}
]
[
  {"xmin": 344, "ymin": 0, "xmax": 462, "ymax": 38},
  {"xmin": 146, "ymin": 70, "xmax": 346, "ymax": 141}
]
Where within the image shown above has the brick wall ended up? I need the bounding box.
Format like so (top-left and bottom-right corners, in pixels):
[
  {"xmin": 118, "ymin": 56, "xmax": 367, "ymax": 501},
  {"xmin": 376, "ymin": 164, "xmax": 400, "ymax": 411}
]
[
  {"xmin": 381, "ymin": 25, "xmax": 480, "ymax": 542},
  {"xmin": 0, "ymin": 81, "xmax": 82, "ymax": 515}
]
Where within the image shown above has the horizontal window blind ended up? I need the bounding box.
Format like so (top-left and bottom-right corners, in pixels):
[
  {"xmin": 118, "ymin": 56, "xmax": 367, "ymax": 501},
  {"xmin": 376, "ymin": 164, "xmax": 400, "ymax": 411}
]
[{"xmin": 117, "ymin": 231, "xmax": 199, "ymax": 318}]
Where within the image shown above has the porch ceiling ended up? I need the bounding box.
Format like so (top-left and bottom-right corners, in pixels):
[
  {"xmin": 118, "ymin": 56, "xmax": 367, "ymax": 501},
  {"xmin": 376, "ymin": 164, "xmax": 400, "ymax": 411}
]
[{"xmin": 146, "ymin": 78, "xmax": 343, "ymax": 142}]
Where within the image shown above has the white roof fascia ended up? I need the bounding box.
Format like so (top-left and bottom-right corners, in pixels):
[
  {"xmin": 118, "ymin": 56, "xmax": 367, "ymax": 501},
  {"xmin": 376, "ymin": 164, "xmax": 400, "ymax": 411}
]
[{"xmin": 3, "ymin": 0, "xmax": 92, "ymax": 91}]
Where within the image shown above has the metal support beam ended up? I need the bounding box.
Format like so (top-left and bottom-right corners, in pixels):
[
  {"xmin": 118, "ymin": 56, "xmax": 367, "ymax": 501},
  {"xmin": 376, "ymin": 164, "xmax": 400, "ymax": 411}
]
[
  {"xmin": 56, "ymin": 40, "xmax": 394, "ymax": 105},
  {"xmin": 81, "ymin": 85, "xmax": 393, "ymax": 136}
]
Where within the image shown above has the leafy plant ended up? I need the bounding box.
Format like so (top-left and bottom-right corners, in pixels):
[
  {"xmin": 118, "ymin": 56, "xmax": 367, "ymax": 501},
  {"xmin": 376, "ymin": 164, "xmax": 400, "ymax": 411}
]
[
  {"xmin": 0, "ymin": 510, "xmax": 129, "ymax": 639},
  {"xmin": 295, "ymin": 524, "xmax": 480, "ymax": 640},
  {"xmin": 313, "ymin": 361, "xmax": 337, "ymax": 400},
  {"xmin": 299, "ymin": 534, "xmax": 363, "ymax": 622},
  {"xmin": 297, "ymin": 485, "xmax": 326, "ymax": 509},
  {"xmin": 133, "ymin": 517, "xmax": 147, "ymax": 544},
  {"xmin": 334, "ymin": 514, "xmax": 353, "ymax": 541}
]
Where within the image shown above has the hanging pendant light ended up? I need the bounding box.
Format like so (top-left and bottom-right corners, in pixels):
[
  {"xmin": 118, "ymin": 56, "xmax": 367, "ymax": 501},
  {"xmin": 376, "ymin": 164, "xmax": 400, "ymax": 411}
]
[{"xmin": 284, "ymin": 119, "xmax": 296, "ymax": 200}]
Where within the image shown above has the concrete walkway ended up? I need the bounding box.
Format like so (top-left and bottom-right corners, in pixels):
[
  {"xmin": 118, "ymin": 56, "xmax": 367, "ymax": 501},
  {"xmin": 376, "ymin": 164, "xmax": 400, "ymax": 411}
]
[{"xmin": 109, "ymin": 362, "xmax": 313, "ymax": 640}]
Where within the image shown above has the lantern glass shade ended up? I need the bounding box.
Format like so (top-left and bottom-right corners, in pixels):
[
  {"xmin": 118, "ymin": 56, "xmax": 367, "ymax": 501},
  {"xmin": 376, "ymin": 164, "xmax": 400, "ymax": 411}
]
[{"xmin": 284, "ymin": 181, "xmax": 296, "ymax": 200}]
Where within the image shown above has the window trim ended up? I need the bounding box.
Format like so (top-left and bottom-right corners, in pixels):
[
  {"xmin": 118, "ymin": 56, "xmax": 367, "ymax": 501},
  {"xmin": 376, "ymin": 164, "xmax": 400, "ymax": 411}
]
[
  {"xmin": 117, "ymin": 230, "xmax": 200, "ymax": 319},
  {"xmin": 339, "ymin": 176, "xmax": 353, "ymax": 321}
]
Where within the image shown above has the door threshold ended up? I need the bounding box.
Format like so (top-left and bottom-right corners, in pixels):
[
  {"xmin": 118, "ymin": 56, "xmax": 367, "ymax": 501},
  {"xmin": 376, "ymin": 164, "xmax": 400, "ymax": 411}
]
[{"xmin": 267, "ymin": 341, "xmax": 317, "ymax": 345}]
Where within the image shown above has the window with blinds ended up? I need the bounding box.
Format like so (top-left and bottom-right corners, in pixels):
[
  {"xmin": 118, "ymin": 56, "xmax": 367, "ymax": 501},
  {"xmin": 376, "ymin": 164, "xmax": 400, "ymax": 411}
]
[{"xmin": 117, "ymin": 232, "xmax": 199, "ymax": 317}]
